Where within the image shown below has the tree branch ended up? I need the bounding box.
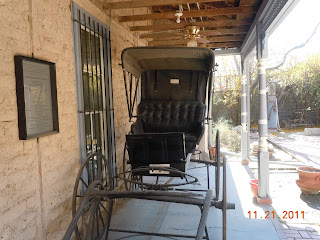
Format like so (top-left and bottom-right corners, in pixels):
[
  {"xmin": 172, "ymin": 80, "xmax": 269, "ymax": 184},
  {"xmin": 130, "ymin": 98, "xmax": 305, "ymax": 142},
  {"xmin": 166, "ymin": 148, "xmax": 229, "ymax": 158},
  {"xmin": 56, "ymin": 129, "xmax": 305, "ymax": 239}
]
[
  {"xmin": 250, "ymin": 21, "xmax": 320, "ymax": 93},
  {"xmin": 267, "ymin": 21, "xmax": 320, "ymax": 71}
]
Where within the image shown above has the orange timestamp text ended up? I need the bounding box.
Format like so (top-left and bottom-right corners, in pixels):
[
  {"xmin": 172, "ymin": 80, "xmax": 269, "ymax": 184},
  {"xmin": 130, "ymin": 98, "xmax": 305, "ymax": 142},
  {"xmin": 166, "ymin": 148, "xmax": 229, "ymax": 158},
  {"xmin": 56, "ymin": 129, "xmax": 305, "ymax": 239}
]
[{"xmin": 248, "ymin": 211, "xmax": 305, "ymax": 219}]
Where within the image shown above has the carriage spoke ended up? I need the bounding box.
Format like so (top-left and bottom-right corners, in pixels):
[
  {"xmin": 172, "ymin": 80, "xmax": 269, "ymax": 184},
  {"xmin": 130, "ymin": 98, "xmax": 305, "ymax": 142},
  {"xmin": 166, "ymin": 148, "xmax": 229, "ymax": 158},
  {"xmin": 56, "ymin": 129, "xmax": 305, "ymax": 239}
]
[
  {"xmin": 97, "ymin": 205, "xmax": 105, "ymax": 228},
  {"xmin": 79, "ymin": 202, "xmax": 96, "ymax": 236},
  {"xmin": 84, "ymin": 202, "xmax": 97, "ymax": 240},
  {"xmin": 80, "ymin": 177, "xmax": 89, "ymax": 188},
  {"xmin": 99, "ymin": 202, "xmax": 109, "ymax": 215},
  {"xmin": 95, "ymin": 205, "xmax": 100, "ymax": 238},
  {"xmin": 91, "ymin": 203, "xmax": 96, "ymax": 240}
]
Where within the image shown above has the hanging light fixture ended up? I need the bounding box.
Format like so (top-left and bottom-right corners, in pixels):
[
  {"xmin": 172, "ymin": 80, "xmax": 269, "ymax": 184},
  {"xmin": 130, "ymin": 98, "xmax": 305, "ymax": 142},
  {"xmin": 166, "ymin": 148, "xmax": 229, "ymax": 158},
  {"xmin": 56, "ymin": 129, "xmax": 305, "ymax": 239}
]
[
  {"xmin": 175, "ymin": 5, "xmax": 183, "ymax": 23},
  {"xmin": 185, "ymin": 26, "xmax": 200, "ymax": 47},
  {"xmin": 187, "ymin": 36, "xmax": 198, "ymax": 47}
]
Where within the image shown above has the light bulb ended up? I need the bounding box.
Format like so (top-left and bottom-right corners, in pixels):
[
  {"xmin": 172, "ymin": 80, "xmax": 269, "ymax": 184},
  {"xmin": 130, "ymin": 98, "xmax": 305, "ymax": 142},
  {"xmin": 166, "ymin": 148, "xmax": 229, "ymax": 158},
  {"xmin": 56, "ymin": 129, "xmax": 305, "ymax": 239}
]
[
  {"xmin": 187, "ymin": 39, "xmax": 198, "ymax": 47},
  {"xmin": 175, "ymin": 12, "xmax": 183, "ymax": 23}
]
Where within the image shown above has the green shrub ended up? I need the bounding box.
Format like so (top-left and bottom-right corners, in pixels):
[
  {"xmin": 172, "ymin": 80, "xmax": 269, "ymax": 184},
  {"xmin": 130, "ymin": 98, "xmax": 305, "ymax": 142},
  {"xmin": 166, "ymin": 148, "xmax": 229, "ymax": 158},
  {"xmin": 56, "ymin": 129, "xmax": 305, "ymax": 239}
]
[{"xmin": 213, "ymin": 118, "xmax": 241, "ymax": 153}]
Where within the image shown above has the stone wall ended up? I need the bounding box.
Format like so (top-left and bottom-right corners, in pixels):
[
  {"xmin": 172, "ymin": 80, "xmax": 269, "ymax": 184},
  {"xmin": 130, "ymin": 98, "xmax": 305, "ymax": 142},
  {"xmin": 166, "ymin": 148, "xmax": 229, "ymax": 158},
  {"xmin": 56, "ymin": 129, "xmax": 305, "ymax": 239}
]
[{"xmin": 0, "ymin": 0, "xmax": 146, "ymax": 239}]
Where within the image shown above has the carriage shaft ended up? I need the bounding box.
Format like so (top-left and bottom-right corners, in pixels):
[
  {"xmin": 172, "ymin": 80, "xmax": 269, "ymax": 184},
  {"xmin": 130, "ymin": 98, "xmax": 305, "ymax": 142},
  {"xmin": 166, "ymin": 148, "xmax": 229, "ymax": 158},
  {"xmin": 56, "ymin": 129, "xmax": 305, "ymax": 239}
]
[{"xmin": 90, "ymin": 188, "xmax": 207, "ymax": 206}]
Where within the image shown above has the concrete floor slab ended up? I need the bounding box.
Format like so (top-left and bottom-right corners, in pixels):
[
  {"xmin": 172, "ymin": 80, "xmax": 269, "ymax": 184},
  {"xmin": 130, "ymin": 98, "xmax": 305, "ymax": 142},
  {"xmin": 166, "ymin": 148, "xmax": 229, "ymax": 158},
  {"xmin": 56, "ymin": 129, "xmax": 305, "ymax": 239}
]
[{"xmin": 108, "ymin": 160, "xmax": 281, "ymax": 240}]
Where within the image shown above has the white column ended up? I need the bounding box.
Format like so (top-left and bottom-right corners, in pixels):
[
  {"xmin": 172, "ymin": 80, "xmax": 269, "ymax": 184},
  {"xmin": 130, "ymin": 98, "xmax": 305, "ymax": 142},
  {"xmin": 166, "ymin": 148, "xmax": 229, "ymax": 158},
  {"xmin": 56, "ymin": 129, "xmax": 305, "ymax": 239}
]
[
  {"xmin": 256, "ymin": 22, "xmax": 271, "ymax": 204},
  {"xmin": 241, "ymin": 73, "xmax": 249, "ymax": 164}
]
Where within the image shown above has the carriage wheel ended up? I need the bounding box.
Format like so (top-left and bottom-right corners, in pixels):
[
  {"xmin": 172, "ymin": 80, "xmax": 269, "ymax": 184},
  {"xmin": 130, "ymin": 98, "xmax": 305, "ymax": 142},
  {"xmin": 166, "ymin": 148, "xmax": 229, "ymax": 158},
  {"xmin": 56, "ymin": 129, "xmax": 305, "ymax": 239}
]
[
  {"xmin": 72, "ymin": 152, "xmax": 113, "ymax": 240},
  {"xmin": 215, "ymin": 129, "xmax": 221, "ymax": 200},
  {"xmin": 222, "ymin": 155, "xmax": 227, "ymax": 240},
  {"xmin": 123, "ymin": 144, "xmax": 142, "ymax": 191}
]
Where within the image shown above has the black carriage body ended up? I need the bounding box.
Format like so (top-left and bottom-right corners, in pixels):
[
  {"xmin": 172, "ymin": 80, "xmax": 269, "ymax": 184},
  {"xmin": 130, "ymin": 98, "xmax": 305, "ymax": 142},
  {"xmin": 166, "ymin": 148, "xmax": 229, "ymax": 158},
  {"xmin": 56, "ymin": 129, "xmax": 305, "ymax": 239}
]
[
  {"xmin": 122, "ymin": 47, "xmax": 215, "ymax": 171},
  {"xmin": 126, "ymin": 132, "xmax": 186, "ymax": 175}
]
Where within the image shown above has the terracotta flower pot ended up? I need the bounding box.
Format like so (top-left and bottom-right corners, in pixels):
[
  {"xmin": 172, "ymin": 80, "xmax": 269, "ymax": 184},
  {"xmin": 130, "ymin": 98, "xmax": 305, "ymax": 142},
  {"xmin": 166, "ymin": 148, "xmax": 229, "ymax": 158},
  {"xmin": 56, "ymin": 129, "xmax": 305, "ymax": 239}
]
[
  {"xmin": 250, "ymin": 179, "xmax": 258, "ymax": 197},
  {"xmin": 296, "ymin": 166, "xmax": 320, "ymax": 194},
  {"xmin": 209, "ymin": 147, "xmax": 216, "ymax": 161}
]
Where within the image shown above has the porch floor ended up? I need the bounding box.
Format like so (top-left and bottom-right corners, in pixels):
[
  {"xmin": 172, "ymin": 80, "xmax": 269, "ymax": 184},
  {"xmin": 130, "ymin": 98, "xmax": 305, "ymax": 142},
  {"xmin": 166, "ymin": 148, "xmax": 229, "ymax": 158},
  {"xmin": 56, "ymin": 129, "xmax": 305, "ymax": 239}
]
[{"xmin": 108, "ymin": 158, "xmax": 284, "ymax": 240}]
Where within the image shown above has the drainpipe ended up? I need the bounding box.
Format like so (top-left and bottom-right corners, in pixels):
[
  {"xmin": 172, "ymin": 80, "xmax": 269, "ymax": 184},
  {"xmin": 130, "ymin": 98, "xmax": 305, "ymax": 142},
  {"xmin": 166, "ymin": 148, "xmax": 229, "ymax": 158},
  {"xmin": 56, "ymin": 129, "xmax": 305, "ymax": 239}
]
[{"xmin": 256, "ymin": 21, "xmax": 272, "ymax": 204}]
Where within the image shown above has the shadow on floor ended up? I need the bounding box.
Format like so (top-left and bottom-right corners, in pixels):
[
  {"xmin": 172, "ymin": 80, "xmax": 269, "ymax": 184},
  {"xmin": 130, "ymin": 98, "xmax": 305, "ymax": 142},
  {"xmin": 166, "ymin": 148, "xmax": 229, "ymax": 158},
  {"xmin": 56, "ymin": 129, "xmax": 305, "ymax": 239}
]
[{"xmin": 300, "ymin": 193, "xmax": 320, "ymax": 210}]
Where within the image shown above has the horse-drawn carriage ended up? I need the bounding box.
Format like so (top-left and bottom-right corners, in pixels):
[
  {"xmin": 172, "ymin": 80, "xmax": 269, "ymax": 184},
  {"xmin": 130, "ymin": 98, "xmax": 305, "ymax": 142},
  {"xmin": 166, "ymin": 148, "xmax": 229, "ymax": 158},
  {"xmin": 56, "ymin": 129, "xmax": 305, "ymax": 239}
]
[{"xmin": 64, "ymin": 47, "xmax": 235, "ymax": 240}]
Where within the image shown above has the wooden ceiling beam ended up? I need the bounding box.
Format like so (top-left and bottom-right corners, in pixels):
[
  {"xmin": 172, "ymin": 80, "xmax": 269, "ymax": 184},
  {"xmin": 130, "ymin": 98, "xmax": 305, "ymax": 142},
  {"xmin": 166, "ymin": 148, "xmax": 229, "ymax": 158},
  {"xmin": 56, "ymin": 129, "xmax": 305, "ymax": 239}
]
[
  {"xmin": 203, "ymin": 35, "xmax": 245, "ymax": 42},
  {"xmin": 118, "ymin": 6, "xmax": 256, "ymax": 22},
  {"xmin": 103, "ymin": 0, "xmax": 221, "ymax": 10},
  {"xmin": 240, "ymin": 0, "xmax": 259, "ymax": 6},
  {"xmin": 201, "ymin": 42, "xmax": 242, "ymax": 48},
  {"xmin": 139, "ymin": 28, "xmax": 248, "ymax": 38},
  {"xmin": 130, "ymin": 19, "xmax": 251, "ymax": 31},
  {"xmin": 151, "ymin": 42, "xmax": 242, "ymax": 48},
  {"xmin": 148, "ymin": 36, "xmax": 244, "ymax": 46}
]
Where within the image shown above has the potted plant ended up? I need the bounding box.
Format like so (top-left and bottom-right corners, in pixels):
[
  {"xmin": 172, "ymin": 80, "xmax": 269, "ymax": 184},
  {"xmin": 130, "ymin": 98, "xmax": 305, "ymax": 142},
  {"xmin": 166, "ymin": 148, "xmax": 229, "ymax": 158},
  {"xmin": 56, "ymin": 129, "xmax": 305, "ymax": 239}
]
[{"xmin": 296, "ymin": 166, "xmax": 320, "ymax": 194}]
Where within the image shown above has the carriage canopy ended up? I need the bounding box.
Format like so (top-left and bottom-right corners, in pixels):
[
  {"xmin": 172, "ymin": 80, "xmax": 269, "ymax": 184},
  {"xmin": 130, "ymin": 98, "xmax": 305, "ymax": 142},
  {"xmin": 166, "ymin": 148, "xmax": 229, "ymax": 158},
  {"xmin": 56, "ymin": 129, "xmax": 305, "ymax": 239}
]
[{"xmin": 121, "ymin": 47, "xmax": 215, "ymax": 79}]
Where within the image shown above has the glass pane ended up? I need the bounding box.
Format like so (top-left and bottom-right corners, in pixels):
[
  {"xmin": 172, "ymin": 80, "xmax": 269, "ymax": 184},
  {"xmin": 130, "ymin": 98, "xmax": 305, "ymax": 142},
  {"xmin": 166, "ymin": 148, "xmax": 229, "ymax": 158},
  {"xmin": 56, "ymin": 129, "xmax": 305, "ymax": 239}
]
[
  {"xmin": 95, "ymin": 113, "xmax": 102, "ymax": 152},
  {"xmin": 91, "ymin": 34, "xmax": 97, "ymax": 75},
  {"xmin": 83, "ymin": 73, "xmax": 89, "ymax": 111},
  {"xmin": 93, "ymin": 34, "xmax": 101, "ymax": 75},
  {"xmin": 97, "ymin": 76, "xmax": 103, "ymax": 111},
  {"xmin": 85, "ymin": 114, "xmax": 92, "ymax": 154},
  {"xmin": 92, "ymin": 75, "xmax": 99, "ymax": 110},
  {"xmin": 89, "ymin": 75, "xmax": 94, "ymax": 110},
  {"xmin": 81, "ymin": 29, "xmax": 88, "ymax": 72},
  {"xmin": 83, "ymin": 73, "xmax": 95, "ymax": 112},
  {"xmin": 92, "ymin": 113, "xmax": 101, "ymax": 152}
]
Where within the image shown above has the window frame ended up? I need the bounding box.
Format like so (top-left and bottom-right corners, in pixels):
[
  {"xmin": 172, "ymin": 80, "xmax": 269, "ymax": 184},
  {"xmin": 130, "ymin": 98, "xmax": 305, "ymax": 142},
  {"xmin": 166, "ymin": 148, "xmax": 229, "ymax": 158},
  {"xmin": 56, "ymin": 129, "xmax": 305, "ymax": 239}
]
[{"xmin": 71, "ymin": 3, "xmax": 116, "ymax": 177}]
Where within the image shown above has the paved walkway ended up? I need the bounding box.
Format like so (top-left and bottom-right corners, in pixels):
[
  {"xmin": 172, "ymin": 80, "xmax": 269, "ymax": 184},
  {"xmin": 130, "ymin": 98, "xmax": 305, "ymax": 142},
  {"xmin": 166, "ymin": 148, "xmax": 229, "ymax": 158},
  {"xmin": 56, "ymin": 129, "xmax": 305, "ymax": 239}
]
[
  {"xmin": 249, "ymin": 131, "xmax": 320, "ymax": 240},
  {"xmin": 281, "ymin": 223, "xmax": 320, "ymax": 240},
  {"xmin": 241, "ymin": 158, "xmax": 320, "ymax": 240},
  {"xmin": 268, "ymin": 132, "xmax": 320, "ymax": 167}
]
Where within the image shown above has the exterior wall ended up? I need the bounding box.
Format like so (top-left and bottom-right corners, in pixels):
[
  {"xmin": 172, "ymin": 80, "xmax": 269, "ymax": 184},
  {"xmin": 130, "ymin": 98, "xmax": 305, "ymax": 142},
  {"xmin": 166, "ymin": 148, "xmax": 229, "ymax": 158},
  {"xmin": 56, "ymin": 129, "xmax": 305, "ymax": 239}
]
[{"xmin": 0, "ymin": 0, "xmax": 146, "ymax": 239}]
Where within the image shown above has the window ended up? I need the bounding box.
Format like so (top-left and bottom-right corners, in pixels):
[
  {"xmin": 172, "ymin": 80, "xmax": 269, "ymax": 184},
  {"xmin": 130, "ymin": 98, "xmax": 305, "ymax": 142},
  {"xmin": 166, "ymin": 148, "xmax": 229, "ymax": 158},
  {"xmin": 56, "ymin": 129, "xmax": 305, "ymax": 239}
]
[{"xmin": 72, "ymin": 3, "xmax": 116, "ymax": 175}]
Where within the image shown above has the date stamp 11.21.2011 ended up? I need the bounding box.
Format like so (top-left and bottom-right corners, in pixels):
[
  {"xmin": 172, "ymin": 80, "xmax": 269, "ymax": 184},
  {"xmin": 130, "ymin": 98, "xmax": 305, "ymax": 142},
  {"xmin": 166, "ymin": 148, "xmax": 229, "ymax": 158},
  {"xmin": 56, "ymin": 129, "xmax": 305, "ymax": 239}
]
[{"xmin": 248, "ymin": 211, "xmax": 305, "ymax": 219}]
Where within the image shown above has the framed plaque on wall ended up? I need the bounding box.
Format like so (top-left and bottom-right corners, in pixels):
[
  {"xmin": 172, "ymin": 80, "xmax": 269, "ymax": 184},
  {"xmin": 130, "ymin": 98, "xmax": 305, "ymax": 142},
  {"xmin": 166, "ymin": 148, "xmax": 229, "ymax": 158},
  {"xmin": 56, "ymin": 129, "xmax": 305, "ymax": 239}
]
[{"xmin": 14, "ymin": 56, "xmax": 59, "ymax": 140}]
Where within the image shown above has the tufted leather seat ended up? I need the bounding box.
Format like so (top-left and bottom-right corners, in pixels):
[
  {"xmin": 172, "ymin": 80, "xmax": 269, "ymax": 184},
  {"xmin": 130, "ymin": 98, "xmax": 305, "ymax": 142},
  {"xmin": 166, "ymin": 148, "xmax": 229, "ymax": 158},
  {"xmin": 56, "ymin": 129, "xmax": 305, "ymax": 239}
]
[{"xmin": 131, "ymin": 100, "xmax": 206, "ymax": 154}]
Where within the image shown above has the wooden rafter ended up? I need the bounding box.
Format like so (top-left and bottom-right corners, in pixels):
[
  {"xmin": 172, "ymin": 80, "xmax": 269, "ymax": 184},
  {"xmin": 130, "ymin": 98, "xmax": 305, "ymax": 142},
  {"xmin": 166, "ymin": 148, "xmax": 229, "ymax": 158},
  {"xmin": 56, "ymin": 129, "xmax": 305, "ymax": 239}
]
[
  {"xmin": 151, "ymin": 42, "xmax": 242, "ymax": 48},
  {"xmin": 201, "ymin": 42, "xmax": 242, "ymax": 48},
  {"xmin": 130, "ymin": 19, "xmax": 251, "ymax": 31},
  {"xmin": 240, "ymin": 0, "xmax": 259, "ymax": 6},
  {"xmin": 148, "ymin": 36, "xmax": 245, "ymax": 46},
  {"xmin": 103, "ymin": 0, "xmax": 222, "ymax": 10},
  {"xmin": 118, "ymin": 6, "xmax": 256, "ymax": 22},
  {"xmin": 139, "ymin": 28, "xmax": 249, "ymax": 39}
]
